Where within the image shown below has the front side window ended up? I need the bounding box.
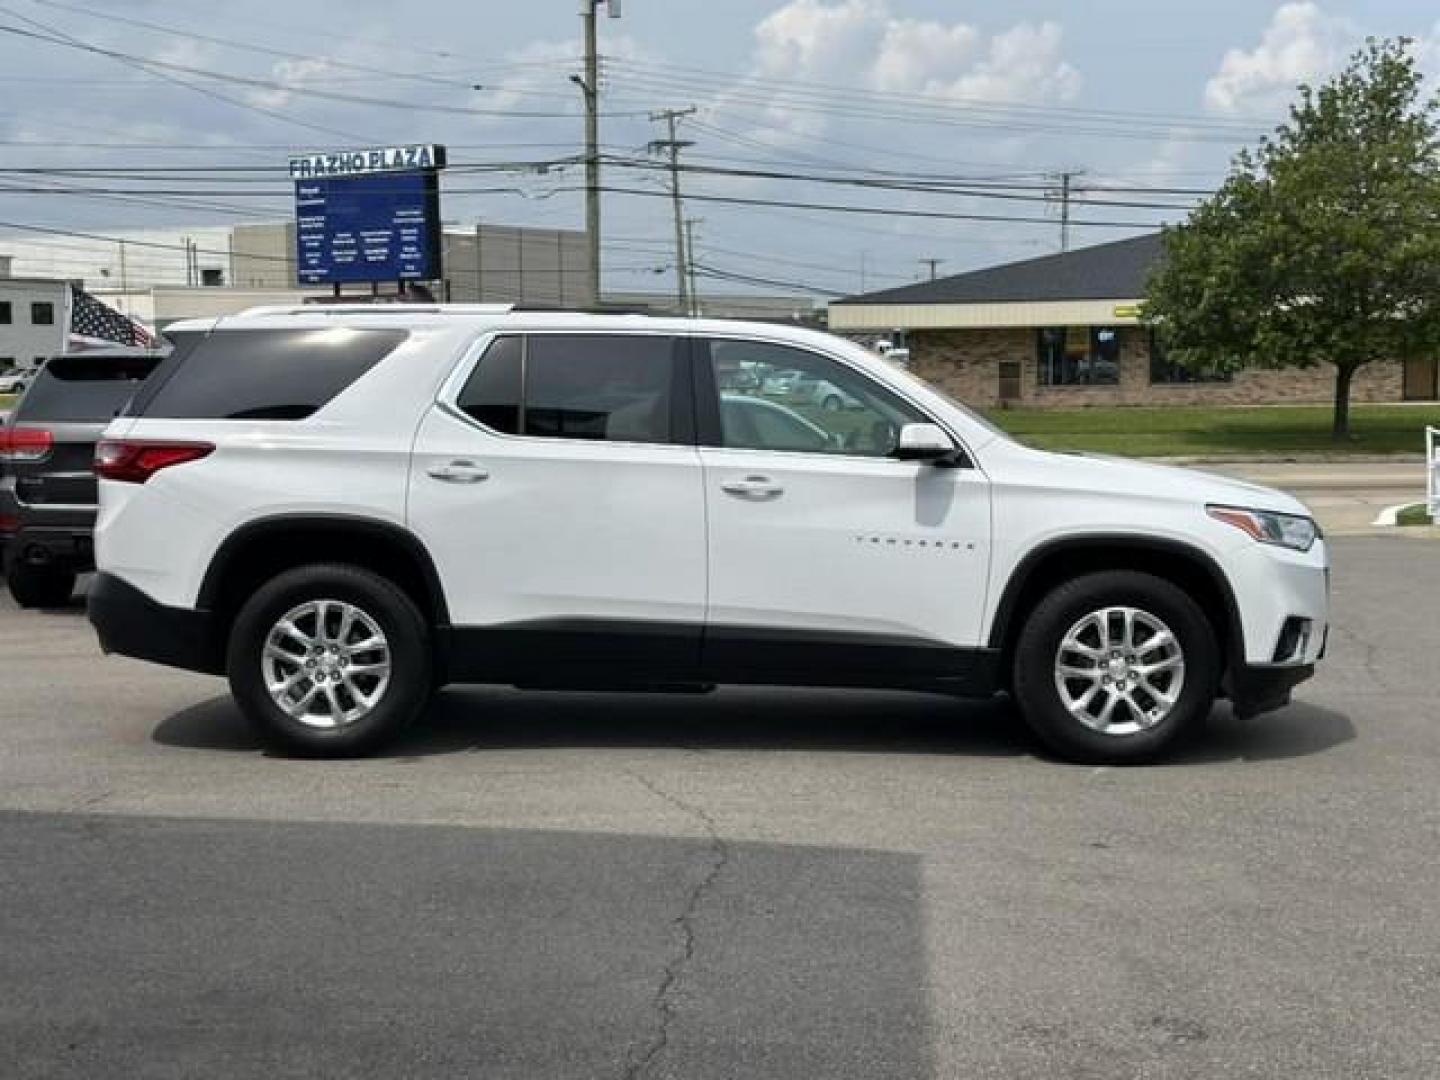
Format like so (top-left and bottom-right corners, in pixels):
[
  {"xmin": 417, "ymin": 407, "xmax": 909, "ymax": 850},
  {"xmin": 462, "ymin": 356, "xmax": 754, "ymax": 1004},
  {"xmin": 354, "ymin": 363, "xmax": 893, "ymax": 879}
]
[
  {"xmin": 1037, "ymin": 326, "xmax": 1121, "ymax": 386},
  {"xmin": 702, "ymin": 339, "xmax": 927, "ymax": 458},
  {"xmin": 30, "ymin": 302, "xmax": 55, "ymax": 326},
  {"xmin": 457, "ymin": 334, "xmax": 678, "ymax": 445}
]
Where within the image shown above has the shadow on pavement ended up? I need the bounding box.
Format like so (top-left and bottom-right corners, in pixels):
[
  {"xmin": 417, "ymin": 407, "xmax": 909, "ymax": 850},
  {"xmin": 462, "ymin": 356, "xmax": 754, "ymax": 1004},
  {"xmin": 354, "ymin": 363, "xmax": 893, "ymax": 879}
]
[
  {"xmin": 1, "ymin": 811, "xmax": 933, "ymax": 1079},
  {"xmin": 1172, "ymin": 701, "xmax": 1356, "ymax": 765},
  {"xmin": 153, "ymin": 686, "xmax": 1354, "ymax": 765}
]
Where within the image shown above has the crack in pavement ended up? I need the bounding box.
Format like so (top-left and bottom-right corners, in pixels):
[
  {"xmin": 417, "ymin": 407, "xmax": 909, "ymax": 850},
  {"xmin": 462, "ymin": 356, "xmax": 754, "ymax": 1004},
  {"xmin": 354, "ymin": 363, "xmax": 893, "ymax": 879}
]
[
  {"xmin": 620, "ymin": 770, "xmax": 730, "ymax": 1080},
  {"xmin": 1327, "ymin": 622, "xmax": 1391, "ymax": 692}
]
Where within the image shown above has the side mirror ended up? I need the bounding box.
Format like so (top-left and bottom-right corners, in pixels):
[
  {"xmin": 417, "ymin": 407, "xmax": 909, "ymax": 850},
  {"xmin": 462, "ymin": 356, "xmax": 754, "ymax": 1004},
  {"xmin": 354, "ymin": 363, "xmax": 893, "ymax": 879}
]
[{"xmin": 895, "ymin": 423, "xmax": 959, "ymax": 464}]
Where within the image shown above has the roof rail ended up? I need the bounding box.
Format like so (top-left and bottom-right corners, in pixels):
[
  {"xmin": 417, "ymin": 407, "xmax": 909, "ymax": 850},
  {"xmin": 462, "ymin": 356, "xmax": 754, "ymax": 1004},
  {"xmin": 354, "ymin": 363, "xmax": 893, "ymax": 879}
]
[{"xmin": 235, "ymin": 303, "xmax": 516, "ymax": 318}]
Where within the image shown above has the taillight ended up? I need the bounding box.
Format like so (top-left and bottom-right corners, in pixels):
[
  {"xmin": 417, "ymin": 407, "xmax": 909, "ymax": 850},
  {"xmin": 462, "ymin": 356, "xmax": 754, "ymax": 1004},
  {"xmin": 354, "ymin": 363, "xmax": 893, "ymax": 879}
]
[
  {"xmin": 0, "ymin": 512, "xmax": 17, "ymax": 535},
  {"xmin": 94, "ymin": 439, "xmax": 214, "ymax": 484},
  {"xmin": 0, "ymin": 426, "xmax": 54, "ymax": 463}
]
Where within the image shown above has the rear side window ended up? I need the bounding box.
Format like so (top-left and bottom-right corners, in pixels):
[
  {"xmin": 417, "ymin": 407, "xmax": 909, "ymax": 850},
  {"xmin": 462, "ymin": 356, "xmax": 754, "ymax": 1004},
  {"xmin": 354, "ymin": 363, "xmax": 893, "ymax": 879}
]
[
  {"xmin": 457, "ymin": 334, "xmax": 678, "ymax": 444},
  {"xmin": 134, "ymin": 328, "xmax": 406, "ymax": 421},
  {"xmin": 16, "ymin": 355, "xmax": 163, "ymax": 422},
  {"xmin": 456, "ymin": 335, "xmax": 522, "ymax": 434}
]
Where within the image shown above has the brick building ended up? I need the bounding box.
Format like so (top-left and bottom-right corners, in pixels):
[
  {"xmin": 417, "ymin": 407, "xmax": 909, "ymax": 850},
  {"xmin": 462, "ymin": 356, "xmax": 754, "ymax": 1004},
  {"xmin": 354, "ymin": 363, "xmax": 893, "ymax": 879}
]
[{"xmin": 829, "ymin": 233, "xmax": 1438, "ymax": 408}]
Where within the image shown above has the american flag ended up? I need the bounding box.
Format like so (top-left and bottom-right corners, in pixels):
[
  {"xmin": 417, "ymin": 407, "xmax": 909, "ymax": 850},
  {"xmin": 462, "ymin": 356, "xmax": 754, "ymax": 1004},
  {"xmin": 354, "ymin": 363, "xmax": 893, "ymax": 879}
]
[{"xmin": 67, "ymin": 285, "xmax": 154, "ymax": 350}]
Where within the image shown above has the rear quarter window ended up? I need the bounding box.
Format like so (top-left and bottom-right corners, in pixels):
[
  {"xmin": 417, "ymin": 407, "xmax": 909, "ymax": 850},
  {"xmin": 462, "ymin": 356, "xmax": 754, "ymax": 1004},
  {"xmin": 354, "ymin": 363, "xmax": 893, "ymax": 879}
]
[
  {"xmin": 16, "ymin": 355, "xmax": 164, "ymax": 422},
  {"xmin": 132, "ymin": 328, "xmax": 407, "ymax": 421}
]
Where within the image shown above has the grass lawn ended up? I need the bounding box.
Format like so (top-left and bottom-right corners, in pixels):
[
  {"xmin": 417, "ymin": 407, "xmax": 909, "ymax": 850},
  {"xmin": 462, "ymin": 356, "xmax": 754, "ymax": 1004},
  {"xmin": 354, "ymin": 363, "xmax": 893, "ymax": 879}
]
[
  {"xmin": 983, "ymin": 404, "xmax": 1440, "ymax": 457},
  {"xmin": 1397, "ymin": 503, "xmax": 1435, "ymax": 527}
]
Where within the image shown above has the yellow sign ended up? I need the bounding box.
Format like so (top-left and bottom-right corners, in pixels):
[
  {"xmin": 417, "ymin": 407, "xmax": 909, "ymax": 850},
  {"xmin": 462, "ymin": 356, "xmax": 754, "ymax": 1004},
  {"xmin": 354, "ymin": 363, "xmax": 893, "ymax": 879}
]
[{"xmin": 1112, "ymin": 304, "xmax": 1143, "ymax": 319}]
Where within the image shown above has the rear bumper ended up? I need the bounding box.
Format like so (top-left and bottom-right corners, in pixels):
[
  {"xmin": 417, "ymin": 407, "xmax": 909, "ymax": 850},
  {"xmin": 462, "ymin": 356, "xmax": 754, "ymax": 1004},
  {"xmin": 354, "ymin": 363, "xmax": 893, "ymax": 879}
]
[
  {"xmin": 87, "ymin": 571, "xmax": 223, "ymax": 676},
  {"xmin": 2, "ymin": 524, "xmax": 95, "ymax": 575}
]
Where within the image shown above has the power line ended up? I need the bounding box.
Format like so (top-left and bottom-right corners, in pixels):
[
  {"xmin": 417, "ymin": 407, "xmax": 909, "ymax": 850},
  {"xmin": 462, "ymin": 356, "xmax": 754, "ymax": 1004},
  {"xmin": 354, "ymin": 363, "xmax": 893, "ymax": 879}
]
[{"xmin": 0, "ymin": 7, "xmax": 377, "ymax": 142}]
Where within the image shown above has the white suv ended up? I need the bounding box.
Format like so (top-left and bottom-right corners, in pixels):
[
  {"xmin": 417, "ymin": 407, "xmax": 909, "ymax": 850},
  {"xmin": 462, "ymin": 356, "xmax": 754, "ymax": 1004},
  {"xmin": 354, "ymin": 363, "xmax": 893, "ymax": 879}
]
[{"xmin": 87, "ymin": 306, "xmax": 1328, "ymax": 763}]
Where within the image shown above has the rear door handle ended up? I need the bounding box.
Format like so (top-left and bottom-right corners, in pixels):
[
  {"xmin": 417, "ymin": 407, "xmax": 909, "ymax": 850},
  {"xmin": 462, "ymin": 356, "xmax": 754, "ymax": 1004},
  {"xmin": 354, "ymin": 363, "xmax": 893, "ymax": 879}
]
[
  {"xmin": 427, "ymin": 460, "xmax": 489, "ymax": 484},
  {"xmin": 720, "ymin": 475, "xmax": 783, "ymax": 499}
]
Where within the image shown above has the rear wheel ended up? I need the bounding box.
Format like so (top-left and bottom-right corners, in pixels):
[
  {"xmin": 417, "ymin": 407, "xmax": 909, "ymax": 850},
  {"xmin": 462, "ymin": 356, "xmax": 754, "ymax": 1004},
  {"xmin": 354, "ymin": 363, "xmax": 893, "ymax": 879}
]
[
  {"xmin": 7, "ymin": 562, "xmax": 76, "ymax": 608},
  {"xmin": 226, "ymin": 563, "xmax": 433, "ymax": 757},
  {"xmin": 1012, "ymin": 571, "xmax": 1219, "ymax": 764}
]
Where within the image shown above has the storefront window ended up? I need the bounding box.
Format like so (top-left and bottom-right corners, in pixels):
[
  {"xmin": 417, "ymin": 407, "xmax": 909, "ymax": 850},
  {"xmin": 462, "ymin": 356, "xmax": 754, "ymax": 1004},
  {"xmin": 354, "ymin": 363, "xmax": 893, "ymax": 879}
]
[
  {"xmin": 1148, "ymin": 333, "xmax": 1232, "ymax": 384},
  {"xmin": 1037, "ymin": 327, "xmax": 1120, "ymax": 386}
]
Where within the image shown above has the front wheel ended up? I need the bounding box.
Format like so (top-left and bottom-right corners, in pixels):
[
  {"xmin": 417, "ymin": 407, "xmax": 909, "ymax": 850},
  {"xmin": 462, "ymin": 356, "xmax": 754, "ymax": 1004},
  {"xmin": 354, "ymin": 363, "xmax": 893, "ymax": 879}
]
[
  {"xmin": 1012, "ymin": 571, "xmax": 1219, "ymax": 764},
  {"xmin": 226, "ymin": 563, "xmax": 433, "ymax": 757}
]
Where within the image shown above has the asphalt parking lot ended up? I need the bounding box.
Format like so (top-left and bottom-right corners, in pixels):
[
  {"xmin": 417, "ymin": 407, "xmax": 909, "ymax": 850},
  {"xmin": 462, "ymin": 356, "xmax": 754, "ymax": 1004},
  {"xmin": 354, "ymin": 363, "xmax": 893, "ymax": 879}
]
[{"xmin": 2, "ymin": 534, "xmax": 1438, "ymax": 1079}]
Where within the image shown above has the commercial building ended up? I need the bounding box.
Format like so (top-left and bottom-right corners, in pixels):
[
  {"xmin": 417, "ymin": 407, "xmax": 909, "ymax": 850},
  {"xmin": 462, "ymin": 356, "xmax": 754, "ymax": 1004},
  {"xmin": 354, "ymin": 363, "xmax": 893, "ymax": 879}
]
[
  {"xmin": 0, "ymin": 259, "xmax": 67, "ymax": 371},
  {"xmin": 830, "ymin": 233, "xmax": 1438, "ymax": 407}
]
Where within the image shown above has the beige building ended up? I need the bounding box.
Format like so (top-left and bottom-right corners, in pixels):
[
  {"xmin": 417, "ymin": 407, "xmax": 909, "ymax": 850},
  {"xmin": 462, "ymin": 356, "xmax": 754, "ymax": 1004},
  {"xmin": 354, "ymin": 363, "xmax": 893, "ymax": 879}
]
[{"xmin": 830, "ymin": 233, "xmax": 1437, "ymax": 408}]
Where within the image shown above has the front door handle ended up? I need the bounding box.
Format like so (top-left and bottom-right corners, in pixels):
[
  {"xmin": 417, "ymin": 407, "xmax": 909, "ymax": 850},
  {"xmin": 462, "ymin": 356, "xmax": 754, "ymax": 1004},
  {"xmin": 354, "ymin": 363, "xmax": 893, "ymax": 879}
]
[
  {"xmin": 720, "ymin": 475, "xmax": 783, "ymax": 499},
  {"xmin": 427, "ymin": 460, "xmax": 490, "ymax": 484}
]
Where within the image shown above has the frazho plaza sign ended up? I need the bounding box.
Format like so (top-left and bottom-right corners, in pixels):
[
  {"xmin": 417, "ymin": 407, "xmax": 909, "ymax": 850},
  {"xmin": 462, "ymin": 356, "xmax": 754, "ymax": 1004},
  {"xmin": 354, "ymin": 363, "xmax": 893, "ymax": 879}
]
[
  {"xmin": 290, "ymin": 144, "xmax": 447, "ymax": 285},
  {"xmin": 288, "ymin": 144, "xmax": 447, "ymax": 180}
]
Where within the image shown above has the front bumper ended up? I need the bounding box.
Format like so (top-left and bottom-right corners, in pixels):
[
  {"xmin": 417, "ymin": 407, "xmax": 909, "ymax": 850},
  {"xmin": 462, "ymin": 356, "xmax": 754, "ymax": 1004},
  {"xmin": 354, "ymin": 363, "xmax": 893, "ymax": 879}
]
[
  {"xmin": 1227, "ymin": 661, "xmax": 1316, "ymax": 720},
  {"xmin": 88, "ymin": 571, "xmax": 223, "ymax": 675}
]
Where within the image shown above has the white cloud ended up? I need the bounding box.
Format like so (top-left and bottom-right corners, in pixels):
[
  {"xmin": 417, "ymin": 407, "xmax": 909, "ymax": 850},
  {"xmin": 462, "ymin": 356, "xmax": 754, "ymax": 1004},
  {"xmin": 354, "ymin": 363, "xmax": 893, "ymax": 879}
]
[
  {"xmin": 246, "ymin": 57, "xmax": 335, "ymax": 110},
  {"xmin": 751, "ymin": 0, "xmax": 1081, "ymax": 105},
  {"xmin": 1204, "ymin": 2, "xmax": 1357, "ymax": 115}
]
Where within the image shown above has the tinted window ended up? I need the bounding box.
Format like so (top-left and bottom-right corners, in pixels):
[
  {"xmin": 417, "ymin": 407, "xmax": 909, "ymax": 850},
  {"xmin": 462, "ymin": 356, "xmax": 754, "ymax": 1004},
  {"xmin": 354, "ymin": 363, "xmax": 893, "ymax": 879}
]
[
  {"xmin": 31, "ymin": 302, "xmax": 54, "ymax": 326},
  {"xmin": 704, "ymin": 340, "xmax": 926, "ymax": 458},
  {"xmin": 1149, "ymin": 332, "xmax": 1232, "ymax": 384},
  {"xmin": 16, "ymin": 355, "xmax": 162, "ymax": 422},
  {"xmin": 137, "ymin": 328, "xmax": 406, "ymax": 420},
  {"xmin": 523, "ymin": 335, "xmax": 675, "ymax": 443},
  {"xmin": 1037, "ymin": 326, "xmax": 1120, "ymax": 386},
  {"xmin": 456, "ymin": 335, "xmax": 522, "ymax": 434}
]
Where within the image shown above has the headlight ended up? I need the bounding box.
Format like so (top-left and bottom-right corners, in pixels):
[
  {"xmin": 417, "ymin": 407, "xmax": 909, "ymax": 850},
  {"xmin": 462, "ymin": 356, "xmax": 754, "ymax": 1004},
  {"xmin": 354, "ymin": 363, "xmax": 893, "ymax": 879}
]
[{"xmin": 1208, "ymin": 505, "xmax": 1319, "ymax": 552}]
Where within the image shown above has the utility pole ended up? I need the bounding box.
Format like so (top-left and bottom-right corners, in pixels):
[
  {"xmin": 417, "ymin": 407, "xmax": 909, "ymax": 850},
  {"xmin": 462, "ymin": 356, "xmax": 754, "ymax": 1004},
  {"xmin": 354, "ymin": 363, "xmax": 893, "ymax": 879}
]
[
  {"xmin": 648, "ymin": 106, "xmax": 696, "ymax": 314},
  {"xmin": 919, "ymin": 257, "xmax": 943, "ymax": 281},
  {"xmin": 1051, "ymin": 170, "xmax": 1086, "ymax": 252},
  {"xmin": 572, "ymin": 0, "xmax": 620, "ymax": 308},
  {"xmin": 473, "ymin": 221, "xmax": 484, "ymax": 302},
  {"xmin": 685, "ymin": 218, "xmax": 701, "ymax": 317}
]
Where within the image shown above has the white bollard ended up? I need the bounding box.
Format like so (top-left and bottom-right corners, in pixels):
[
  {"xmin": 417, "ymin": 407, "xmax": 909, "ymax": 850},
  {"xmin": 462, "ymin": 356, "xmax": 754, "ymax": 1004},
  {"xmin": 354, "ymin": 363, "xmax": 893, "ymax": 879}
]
[{"xmin": 1429, "ymin": 426, "xmax": 1440, "ymax": 520}]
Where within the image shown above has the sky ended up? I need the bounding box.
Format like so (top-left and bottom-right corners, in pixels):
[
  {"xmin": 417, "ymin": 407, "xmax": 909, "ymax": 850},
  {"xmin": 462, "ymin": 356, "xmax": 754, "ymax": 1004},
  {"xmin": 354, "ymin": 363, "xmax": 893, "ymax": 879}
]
[{"xmin": 1, "ymin": 0, "xmax": 1438, "ymax": 297}]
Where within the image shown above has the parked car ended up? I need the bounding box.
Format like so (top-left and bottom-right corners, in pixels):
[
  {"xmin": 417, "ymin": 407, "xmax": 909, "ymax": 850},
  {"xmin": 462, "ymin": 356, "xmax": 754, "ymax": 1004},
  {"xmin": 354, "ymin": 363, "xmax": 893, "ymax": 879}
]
[
  {"xmin": 87, "ymin": 307, "xmax": 1328, "ymax": 764},
  {"xmin": 789, "ymin": 374, "xmax": 861, "ymax": 412},
  {"xmin": 0, "ymin": 368, "xmax": 38, "ymax": 395},
  {"xmin": 1, "ymin": 351, "xmax": 164, "ymax": 607}
]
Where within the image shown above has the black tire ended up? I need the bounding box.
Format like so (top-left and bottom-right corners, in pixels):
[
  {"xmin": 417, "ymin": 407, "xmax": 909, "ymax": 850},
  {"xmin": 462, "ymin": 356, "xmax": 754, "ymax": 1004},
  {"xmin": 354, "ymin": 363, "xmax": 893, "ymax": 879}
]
[
  {"xmin": 226, "ymin": 563, "xmax": 433, "ymax": 757},
  {"xmin": 1011, "ymin": 570, "xmax": 1219, "ymax": 765},
  {"xmin": 7, "ymin": 562, "xmax": 77, "ymax": 608}
]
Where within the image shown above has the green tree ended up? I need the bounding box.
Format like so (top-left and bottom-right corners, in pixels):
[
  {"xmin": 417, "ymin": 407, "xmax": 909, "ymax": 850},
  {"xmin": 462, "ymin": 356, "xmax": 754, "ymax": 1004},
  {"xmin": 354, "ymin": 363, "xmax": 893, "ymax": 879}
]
[{"xmin": 1144, "ymin": 39, "xmax": 1440, "ymax": 439}]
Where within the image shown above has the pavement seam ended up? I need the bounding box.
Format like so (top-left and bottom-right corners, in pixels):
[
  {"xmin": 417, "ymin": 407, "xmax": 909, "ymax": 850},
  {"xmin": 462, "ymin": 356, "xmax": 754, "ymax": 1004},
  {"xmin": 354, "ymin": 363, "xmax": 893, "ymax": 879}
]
[{"xmin": 620, "ymin": 770, "xmax": 730, "ymax": 1080}]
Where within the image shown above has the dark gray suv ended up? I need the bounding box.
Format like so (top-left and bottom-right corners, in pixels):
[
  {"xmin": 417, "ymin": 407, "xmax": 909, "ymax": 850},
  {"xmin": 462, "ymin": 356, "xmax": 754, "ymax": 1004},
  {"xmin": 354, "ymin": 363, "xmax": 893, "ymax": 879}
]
[{"xmin": 1, "ymin": 352, "xmax": 162, "ymax": 607}]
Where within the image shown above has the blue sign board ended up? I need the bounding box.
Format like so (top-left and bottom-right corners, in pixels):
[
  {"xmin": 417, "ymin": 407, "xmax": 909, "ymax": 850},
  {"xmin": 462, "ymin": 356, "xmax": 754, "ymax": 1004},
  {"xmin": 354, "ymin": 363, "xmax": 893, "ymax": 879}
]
[{"xmin": 294, "ymin": 169, "xmax": 442, "ymax": 285}]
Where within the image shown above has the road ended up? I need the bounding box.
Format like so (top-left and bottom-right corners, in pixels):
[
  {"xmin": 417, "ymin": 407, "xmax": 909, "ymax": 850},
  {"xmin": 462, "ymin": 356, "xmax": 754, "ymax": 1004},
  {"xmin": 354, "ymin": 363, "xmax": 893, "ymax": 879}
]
[{"xmin": 2, "ymin": 536, "xmax": 1438, "ymax": 1078}]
